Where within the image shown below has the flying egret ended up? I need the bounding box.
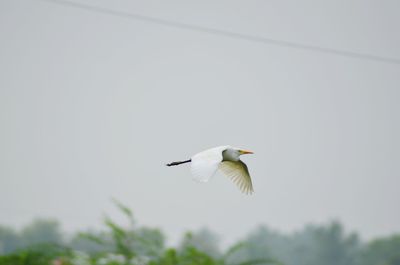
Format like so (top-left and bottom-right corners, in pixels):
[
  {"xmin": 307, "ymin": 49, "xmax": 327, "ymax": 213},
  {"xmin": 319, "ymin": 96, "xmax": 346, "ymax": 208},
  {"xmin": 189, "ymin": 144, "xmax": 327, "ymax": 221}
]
[{"xmin": 167, "ymin": 146, "xmax": 254, "ymax": 194}]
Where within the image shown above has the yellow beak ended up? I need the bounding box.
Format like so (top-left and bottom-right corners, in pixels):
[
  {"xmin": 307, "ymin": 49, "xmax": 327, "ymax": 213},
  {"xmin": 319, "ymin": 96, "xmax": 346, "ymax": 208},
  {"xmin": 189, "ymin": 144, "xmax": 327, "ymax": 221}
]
[{"xmin": 240, "ymin": 150, "xmax": 254, "ymax": 155}]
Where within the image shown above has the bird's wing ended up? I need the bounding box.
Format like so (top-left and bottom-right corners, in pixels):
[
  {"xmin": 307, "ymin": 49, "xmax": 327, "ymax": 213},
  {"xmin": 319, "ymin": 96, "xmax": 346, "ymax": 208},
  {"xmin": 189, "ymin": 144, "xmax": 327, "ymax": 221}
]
[
  {"xmin": 190, "ymin": 147, "xmax": 226, "ymax": 182},
  {"xmin": 219, "ymin": 160, "xmax": 254, "ymax": 194}
]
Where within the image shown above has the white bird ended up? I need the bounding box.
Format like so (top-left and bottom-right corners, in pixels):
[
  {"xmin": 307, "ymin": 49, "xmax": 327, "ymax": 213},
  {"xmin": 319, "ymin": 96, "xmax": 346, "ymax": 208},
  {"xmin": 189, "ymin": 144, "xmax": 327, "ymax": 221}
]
[{"xmin": 167, "ymin": 146, "xmax": 254, "ymax": 194}]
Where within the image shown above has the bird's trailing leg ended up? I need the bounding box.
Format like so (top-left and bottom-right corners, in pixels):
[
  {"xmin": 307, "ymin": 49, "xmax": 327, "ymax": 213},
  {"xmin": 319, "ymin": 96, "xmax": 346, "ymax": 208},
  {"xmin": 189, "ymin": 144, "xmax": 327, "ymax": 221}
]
[{"xmin": 166, "ymin": 159, "xmax": 191, "ymax": 167}]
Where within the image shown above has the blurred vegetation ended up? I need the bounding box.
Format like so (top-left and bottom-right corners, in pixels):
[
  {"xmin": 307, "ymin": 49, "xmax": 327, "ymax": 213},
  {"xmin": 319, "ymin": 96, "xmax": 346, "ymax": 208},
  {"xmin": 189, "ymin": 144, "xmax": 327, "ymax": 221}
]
[{"xmin": 0, "ymin": 201, "xmax": 399, "ymax": 265}]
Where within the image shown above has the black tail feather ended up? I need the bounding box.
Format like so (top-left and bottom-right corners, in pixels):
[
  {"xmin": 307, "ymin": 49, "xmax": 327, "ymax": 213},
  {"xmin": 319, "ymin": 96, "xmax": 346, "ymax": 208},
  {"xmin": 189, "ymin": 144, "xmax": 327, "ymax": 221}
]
[{"xmin": 166, "ymin": 159, "xmax": 191, "ymax": 166}]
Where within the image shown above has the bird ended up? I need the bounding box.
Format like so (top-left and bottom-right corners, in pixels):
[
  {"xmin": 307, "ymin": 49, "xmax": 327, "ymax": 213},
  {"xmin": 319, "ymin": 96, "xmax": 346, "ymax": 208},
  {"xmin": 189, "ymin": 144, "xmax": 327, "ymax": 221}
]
[{"xmin": 166, "ymin": 146, "xmax": 254, "ymax": 194}]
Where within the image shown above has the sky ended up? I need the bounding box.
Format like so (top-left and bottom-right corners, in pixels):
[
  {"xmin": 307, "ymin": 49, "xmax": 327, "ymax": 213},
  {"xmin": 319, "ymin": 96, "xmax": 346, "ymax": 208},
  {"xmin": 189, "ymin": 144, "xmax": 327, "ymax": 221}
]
[{"xmin": 1, "ymin": 0, "xmax": 400, "ymax": 246}]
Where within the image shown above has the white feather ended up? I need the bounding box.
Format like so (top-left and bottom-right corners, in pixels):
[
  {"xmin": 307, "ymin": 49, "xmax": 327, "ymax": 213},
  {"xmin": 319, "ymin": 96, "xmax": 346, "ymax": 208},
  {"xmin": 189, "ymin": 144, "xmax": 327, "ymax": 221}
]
[
  {"xmin": 219, "ymin": 160, "xmax": 254, "ymax": 194},
  {"xmin": 190, "ymin": 146, "xmax": 228, "ymax": 182}
]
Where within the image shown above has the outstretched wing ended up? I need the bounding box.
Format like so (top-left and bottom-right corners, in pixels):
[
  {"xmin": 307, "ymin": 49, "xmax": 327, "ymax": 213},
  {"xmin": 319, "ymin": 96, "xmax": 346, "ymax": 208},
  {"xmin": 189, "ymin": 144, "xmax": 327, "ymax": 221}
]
[
  {"xmin": 219, "ymin": 160, "xmax": 254, "ymax": 194},
  {"xmin": 190, "ymin": 146, "xmax": 226, "ymax": 182}
]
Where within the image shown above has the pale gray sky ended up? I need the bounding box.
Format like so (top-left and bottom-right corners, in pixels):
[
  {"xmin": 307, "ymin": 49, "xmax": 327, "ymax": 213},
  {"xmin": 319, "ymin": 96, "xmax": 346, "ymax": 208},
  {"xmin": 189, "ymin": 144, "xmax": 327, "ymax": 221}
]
[{"xmin": 1, "ymin": 0, "xmax": 399, "ymax": 245}]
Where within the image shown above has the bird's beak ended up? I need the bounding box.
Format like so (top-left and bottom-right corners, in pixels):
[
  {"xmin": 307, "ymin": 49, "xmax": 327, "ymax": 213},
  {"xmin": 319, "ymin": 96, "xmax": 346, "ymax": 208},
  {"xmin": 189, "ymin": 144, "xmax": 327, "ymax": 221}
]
[{"xmin": 240, "ymin": 150, "xmax": 254, "ymax": 155}]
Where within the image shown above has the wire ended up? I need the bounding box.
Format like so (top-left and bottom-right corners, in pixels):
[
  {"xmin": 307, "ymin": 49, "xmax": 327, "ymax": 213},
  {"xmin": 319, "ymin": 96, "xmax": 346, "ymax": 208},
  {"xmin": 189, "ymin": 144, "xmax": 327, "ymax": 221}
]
[{"xmin": 41, "ymin": 0, "xmax": 400, "ymax": 65}]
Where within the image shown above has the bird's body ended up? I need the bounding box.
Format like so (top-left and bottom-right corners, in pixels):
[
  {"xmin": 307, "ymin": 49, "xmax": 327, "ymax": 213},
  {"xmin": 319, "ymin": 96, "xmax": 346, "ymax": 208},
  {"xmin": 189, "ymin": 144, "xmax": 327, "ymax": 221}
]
[{"xmin": 167, "ymin": 146, "xmax": 254, "ymax": 194}]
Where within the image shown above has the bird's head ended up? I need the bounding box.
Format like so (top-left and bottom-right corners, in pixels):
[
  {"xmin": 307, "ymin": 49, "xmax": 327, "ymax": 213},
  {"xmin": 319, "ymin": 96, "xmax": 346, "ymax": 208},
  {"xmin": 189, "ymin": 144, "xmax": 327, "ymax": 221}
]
[{"xmin": 224, "ymin": 147, "xmax": 253, "ymax": 161}]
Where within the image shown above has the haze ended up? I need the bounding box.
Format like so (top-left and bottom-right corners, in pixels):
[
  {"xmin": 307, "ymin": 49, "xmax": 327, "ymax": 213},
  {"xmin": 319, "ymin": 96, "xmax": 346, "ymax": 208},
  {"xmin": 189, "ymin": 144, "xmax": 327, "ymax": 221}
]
[{"xmin": 1, "ymin": 0, "xmax": 399, "ymax": 245}]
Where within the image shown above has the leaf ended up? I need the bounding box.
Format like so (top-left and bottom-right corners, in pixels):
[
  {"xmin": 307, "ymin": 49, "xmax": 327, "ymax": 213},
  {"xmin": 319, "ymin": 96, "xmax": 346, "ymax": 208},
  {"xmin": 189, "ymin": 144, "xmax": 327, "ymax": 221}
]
[
  {"xmin": 224, "ymin": 241, "xmax": 249, "ymax": 259},
  {"xmin": 77, "ymin": 232, "xmax": 106, "ymax": 245},
  {"xmin": 111, "ymin": 198, "xmax": 134, "ymax": 224}
]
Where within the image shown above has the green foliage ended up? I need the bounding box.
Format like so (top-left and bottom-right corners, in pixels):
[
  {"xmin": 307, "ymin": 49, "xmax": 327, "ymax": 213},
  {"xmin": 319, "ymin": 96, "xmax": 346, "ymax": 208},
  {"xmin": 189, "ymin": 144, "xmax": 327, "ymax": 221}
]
[
  {"xmin": 222, "ymin": 241, "xmax": 282, "ymax": 265},
  {"xmin": 292, "ymin": 222, "xmax": 360, "ymax": 265},
  {"xmin": 0, "ymin": 251, "xmax": 51, "ymax": 265},
  {"xmin": 0, "ymin": 226, "xmax": 22, "ymax": 254},
  {"xmin": 151, "ymin": 247, "xmax": 218, "ymax": 265},
  {"xmin": 1, "ymin": 201, "xmax": 400, "ymax": 265},
  {"xmin": 0, "ymin": 244, "xmax": 72, "ymax": 265},
  {"xmin": 70, "ymin": 231, "xmax": 112, "ymax": 255},
  {"xmin": 179, "ymin": 229, "xmax": 221, "ymax": 258},
  {"xmin": 134, "ymin": 227, "xmax": 165, "ymax": 257},
  {"xmin": 74, "ymin": 200, "xmax": 278, "ymax": 265},
  {"xmin": 0, "ymin": 219, "xmax": 63, "ymax": 255},
  {"xmin": 76, "ymin": 199, "xmax": 166, "ymax": 264},
  {"xmin": 229, "ymin": 221, "xmax": 360, "ymax": 265},
  {"xmin": 151, "ymin": 246, "xmax": 278, "ymax": 265},
  {"xmin": 356, "ymin": 235, "xmax": 400, "ymax": 265},
  {"xmin": 103, "ymin": 215, "xmax": 136, "ymax": 260},
  {"xmin": 21, "ymin": 219, "xmax": 63, "ymax": 247}
]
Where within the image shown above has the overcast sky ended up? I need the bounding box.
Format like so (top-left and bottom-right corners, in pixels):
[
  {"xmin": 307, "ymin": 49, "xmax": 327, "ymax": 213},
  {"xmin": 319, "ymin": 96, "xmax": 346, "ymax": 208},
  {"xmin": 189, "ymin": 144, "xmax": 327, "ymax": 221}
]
[{"xmin": 1, "ymin": 0, "xmax": 400, "ymax": 246}]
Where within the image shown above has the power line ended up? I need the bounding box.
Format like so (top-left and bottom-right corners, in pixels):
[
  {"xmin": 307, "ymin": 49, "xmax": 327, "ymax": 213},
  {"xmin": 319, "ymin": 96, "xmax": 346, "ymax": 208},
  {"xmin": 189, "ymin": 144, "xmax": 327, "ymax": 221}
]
[{"xmin": 41, "ymin": 0, "xmax": 400, "ymax": 65}]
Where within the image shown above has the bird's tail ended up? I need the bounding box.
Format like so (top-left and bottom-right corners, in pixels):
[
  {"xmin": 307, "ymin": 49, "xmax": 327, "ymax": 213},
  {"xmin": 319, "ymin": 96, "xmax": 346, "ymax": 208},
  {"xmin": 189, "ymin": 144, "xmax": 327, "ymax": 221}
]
[{"xmin": 166, "ymin": 159, "xmax": 191, "ymax": 166}]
